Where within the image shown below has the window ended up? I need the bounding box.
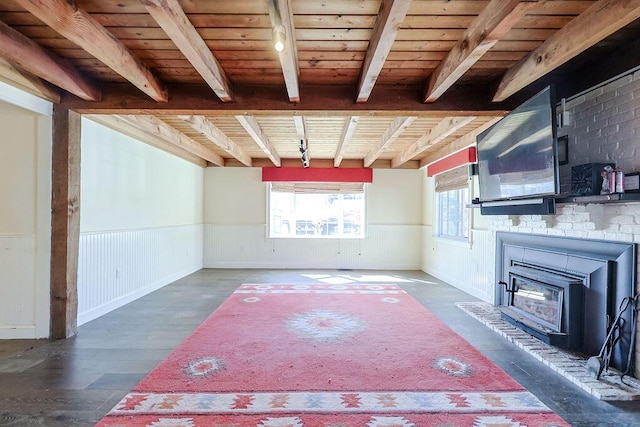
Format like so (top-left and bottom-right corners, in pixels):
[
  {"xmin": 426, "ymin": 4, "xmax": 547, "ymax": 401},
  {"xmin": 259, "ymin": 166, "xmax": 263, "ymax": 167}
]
[
  {"xmin": 434, "ymin": 165, "xmax": 470, "ymax": 240},
  {"xmin": 269, "ymin": 183, "xmax": 365, "ymax": 238},
  {"xmin": 436, "ymin": 187, "xmax": 469, "ymax": 239}
]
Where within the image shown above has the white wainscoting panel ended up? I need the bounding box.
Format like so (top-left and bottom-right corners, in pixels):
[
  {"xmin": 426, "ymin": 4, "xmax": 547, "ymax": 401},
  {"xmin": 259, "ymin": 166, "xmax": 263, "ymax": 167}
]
[
  {"xmin": 0, "ymin": 235, "xmax": 37, "ymax": 338},
  {"xmin": 422, "ymin": 227, "xmax": 495, "ymax": 302},
  {"xmin": 77, "ymin": 224, "xmax": 203, "ymax": 325},
  {"xmin": 204, "ymin": 224, "xmax": 421, "ymax": 270}
]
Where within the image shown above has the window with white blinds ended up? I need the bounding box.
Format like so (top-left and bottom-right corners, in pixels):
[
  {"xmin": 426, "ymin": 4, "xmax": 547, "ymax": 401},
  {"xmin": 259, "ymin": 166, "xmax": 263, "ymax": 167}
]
[
  {"xmin": 269, "ymin": 182, "xmax": 365, "ymax": 238},
  {"xmin": 434, "ymin": 165, "xmax": 470, "ymax": 240}
]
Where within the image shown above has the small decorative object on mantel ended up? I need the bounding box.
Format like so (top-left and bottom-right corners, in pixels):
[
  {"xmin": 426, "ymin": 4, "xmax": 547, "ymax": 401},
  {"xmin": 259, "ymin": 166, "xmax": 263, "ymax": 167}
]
[
  {"xmin": 600, "ymin": 165, "xmax": 613, "ymax": 195},
  {"xmin": 601, "ymin": 166, "xmax": 625, "ymax": 195},
  {"xmin": 571, "ymin": 163, "xmax": 616, "ymax": 196},
  {"xmin": 614, "ymin": 167, "xmax": 625, "ymax": 194}
]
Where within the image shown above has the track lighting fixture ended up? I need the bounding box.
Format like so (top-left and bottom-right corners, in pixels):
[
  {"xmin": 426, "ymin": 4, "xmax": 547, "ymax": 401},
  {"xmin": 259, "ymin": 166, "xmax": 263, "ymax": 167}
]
[{"xmin": 299, "ymin": 139, "xmax": 309, "ymax": 168}]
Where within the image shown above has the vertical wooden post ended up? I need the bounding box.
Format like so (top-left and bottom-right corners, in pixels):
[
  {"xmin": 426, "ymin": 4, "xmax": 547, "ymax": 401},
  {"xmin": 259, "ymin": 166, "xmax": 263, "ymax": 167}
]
[{"xmin": 50, "ymin": 106, "xmax": 81, "ymax": 339}]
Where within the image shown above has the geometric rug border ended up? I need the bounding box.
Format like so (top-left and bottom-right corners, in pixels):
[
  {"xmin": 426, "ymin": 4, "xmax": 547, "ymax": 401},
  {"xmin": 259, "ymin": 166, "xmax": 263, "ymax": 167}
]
[{"xmin": 110, "ymin": 390, "xmax": 554, "ymax": 415}]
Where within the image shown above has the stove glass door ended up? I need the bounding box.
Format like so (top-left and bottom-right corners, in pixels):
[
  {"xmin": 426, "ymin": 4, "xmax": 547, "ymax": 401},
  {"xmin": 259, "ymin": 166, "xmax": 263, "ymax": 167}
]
[{"xmin": 510, "ymin": 275, "xmax": 563, "ymax": 331}]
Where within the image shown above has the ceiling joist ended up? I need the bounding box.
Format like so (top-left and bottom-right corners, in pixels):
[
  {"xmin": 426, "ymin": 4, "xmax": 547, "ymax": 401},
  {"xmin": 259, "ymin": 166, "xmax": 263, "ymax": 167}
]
[
  {"xmin": 364, "ymin": 116, "xmax": 416, "ymax": 167},
  {"xmin": 87, "ymin": 115, "xmax": 207, "ymax": 167},
  {"xmin": 423, "ymin": 0, "xmax": 538, "ymax": 103},
  {"xmin": 493, "ymin": 0, "xmax": 640, "ymax": 102},
  {"xmin": 178, "ymin": 115, "xmax": 252, "ymax": 166},
  {"xmin": 334, "ymin": 116, "xmax": 360, "ymax": 167},
  {"xmin": 357, "ymin": 0, "xmax": 413, "ymax": 103},
  {"xmin": 2, "ymin": 1, "xmax": 626, "ymax": 171},
  {"xmin": 267, "ymin": 0, "xmax": 300, "ymax": 102},
  {"xmin": 15, "ymin": 0, "xmax": 168, "ymax": 102},
  {"xmin": 391, "ymin": 116, "xmax": 477, "ymax": 168},
  {"xmin": 0, "ymin": 57, "xmax": 61, "ymax": 104},
  {"xmin": 142, "ymin": 0, "xmax": 232, "ymax": 102},
  {"xmin": 420, "ymin": 117, "xmax": 503, "ymax": 168},
  {"xmin": 293, "ymin": 115, "xmax": 307, "ymax": 141},
  {"xmin": 0, "ymin": 20, "xmax": 99, "ymax": 101},
  {"xmin": 293, "ymin": 115, "xmax": 309, "ymax": 162},
  {"xmin": 235, "ymin": 115, "xmax": 281, "ymax": 167},
  {"xmin": 118, "ymin": 115, "xmax": 223, "ymax": 166}
]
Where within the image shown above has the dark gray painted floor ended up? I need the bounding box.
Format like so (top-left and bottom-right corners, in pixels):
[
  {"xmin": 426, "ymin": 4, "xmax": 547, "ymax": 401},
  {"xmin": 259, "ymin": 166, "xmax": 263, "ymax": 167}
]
[{"xmin": 0, "ymin": 269, "xmax": 639, "ymax": 426}]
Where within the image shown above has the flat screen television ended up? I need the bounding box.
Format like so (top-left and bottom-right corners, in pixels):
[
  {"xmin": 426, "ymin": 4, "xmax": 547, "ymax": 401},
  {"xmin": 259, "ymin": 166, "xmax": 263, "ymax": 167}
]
[{"xmin": 476, "ymin": 86, "xmax": 559, "ymax": 205}]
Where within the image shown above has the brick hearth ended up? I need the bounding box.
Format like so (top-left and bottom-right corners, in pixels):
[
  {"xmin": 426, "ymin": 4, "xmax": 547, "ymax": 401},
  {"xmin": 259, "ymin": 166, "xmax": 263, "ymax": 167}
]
[{"xmin": 457, "ymin": 301, "xmax": 640, "ymax": 401}]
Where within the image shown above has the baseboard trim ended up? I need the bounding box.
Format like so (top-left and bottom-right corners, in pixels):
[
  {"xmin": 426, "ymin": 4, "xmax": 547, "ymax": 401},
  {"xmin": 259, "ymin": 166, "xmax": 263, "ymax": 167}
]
[
  {"xmin": 422, "ymin": 266, "xmax": 492, "ymax": 303},
  {"xmin": 204, "ymin": 262, "xmax": 420, "ymax": 270},
  {"xmin": 0, "ymin": 325, "xmax": 37, "ymax": 339},
  {"xmin": 77, "ymin": 264, "xmax": 201, "ymax": 326}
]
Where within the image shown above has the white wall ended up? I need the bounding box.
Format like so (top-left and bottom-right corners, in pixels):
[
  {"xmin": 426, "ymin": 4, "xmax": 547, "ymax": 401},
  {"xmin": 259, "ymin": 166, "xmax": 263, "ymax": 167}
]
[
  {"xmin": 368, "ymin": 169, "xmax": 423, "ymax": 224},
  {"xmin": 0, "ymin": 98, "xmax": 51, "ymax": 338},
  {"xmin": 77, "ymin": 118, "xmax": 204, "ymax": 325},
  {"xmin": 421, "ymin": 174, "xmax": 495, "ymax": 302},
  {"xmin": 204, "ymin": 167, "xmax": 265, "ymax": 225},
  {"xmin": 203, "ymin": 168, "xmax": 423, "ymax": 269}
]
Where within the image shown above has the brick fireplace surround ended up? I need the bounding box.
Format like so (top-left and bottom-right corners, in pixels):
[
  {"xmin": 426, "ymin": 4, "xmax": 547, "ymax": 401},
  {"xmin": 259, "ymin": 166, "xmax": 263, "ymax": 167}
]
[
  {"xmin": 490, "ymin": 204, "xmax": 640, "ymax": 382},
  {"xmin": 468, "ymin": 231, "xmax": 639, "ymax": 401},
  {"xmin": 483, "ymin": 68, "xmax": 640, "ymax": 390}
]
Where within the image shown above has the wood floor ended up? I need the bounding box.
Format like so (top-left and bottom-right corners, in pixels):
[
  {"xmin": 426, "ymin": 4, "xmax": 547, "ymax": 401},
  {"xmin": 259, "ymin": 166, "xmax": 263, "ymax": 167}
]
[{"xmin": 0, "ymin": 269, "xmax": 639, "ymax": 426}]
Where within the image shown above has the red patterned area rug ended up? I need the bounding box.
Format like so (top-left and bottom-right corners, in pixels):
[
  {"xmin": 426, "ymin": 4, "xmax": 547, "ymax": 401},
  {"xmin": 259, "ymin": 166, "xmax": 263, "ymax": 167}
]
[{"xmin": 96, "ymin": 283, "xmax": 569, "ymax": 427}]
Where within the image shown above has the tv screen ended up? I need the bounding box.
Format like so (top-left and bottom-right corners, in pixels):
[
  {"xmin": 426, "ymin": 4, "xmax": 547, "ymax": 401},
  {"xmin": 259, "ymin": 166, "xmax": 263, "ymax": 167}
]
[{"xmin": 477, "ymin": 86, "xmax": 559, "ymax": 202}]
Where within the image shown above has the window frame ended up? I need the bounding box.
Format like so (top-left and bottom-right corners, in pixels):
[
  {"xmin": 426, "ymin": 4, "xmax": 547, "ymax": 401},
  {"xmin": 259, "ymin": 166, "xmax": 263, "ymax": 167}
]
[
  {"xmin": 267, "ymin": 183, "xmax": 366, "ymax": 239},
  {"xmin": 434, "ymin": 184, "xmax": 470, "ymax": 243}
]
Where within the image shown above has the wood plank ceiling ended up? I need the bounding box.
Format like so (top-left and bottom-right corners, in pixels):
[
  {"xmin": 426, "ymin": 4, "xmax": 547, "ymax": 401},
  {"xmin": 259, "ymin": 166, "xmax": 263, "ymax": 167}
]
[{"xmin": 0, "ymin": 0, "xmax": 639, "ymax": 169}]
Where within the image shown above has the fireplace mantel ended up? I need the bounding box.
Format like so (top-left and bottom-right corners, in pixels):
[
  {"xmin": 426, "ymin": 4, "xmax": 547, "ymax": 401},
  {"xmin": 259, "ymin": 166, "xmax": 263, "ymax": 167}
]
[{"xmin": 556, "ymin": 192, "xmax": 640, "ymax": 204}]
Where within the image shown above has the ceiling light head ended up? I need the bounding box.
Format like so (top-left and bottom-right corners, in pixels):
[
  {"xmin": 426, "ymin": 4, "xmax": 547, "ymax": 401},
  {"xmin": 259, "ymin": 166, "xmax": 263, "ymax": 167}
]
[{"xmin": 273, "ymin": 26, "xmax": 286, "ymax": 52}]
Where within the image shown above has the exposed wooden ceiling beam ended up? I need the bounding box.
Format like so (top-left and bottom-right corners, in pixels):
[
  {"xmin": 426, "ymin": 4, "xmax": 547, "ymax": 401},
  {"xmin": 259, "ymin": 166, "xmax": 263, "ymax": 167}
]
[
  {"xmin": 267, "ymin": 0, "xmax": 300, "ymax": 102},
  {"xmin": 0, "ymin": 20, "xmax": 99, "ymax": 101},
  {"xmin": 15, "ymin": 0, "xmax": 167, "ymax": 102},
  {"xmin": 0, "ymin": 58, "xmax": 61, "ymax": 103},
  {"xmin": 60, "ymin": 83, "xmax": 517, "ymax": 116},
  {"xmin": 118, "ymin": 115, "xmax": 223, "ymax": 166},
  {"xmin": 391, "ymin": 116, "xmax": 477, "ymax": 168},
  {"xmin": 293, "ymin": 115, "xmax": 307, "ymax": 141},
  {"xmin": 87, "ymin": 115, "xmax": 207, "ymax": 167},
  {"xmin": 178, "ymin": 115, "xmax": 252, "ymax": 166},
  {"xmin": 420, "ymin": 117, "xmax": 502, "ymax": 168},
  {"xmin": 334, "ymin": 116, "xmax": 360, "ymax": 167},
  {"xmin": 235, "ymin": 115, "xmax": 281, "ymax": 167},
  {"xmin": 493, "ymin": 0, "xmax": 640, "ymax": 102},
  {"xmin": 142, "ymin": 0, "xmax": 232, "ymax": 102},
  {"xmin": 293, "ymin": 115, "xmax": 309, "ymax": 162},
  {"xmin": 423, "ymin": 0, "xmax": 538, "ymax": 103},
  {"xmin": 364, "ymin": 116, "xmax": 416, "ymax": 167},
  {"xmin": 356, "ymin": 0, "xmax": 412, "ymax": 103}
]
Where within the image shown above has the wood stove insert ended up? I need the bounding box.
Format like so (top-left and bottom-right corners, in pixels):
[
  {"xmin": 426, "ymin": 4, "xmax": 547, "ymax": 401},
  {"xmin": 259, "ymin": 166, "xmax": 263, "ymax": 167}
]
[
  {"xmin": 496, "ymin": 232, "xmax": 636, "ymax": 372},
  {"xmin": 500, "ymin": 263, "xmax": 584, "ymax": 349}
]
